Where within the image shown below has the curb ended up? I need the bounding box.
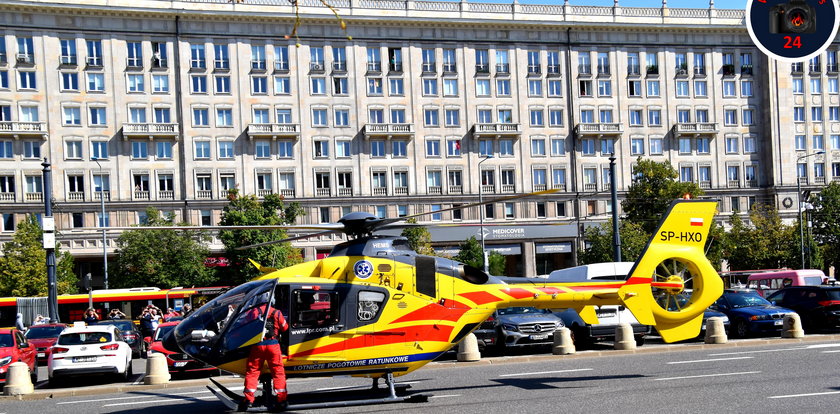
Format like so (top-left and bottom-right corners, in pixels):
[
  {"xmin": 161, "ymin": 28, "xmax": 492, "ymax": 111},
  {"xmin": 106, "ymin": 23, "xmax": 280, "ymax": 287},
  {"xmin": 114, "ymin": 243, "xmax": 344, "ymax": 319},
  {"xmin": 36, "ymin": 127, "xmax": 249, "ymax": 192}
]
[{"xmin": 4, "ymin": 334, "xmax": 839, "ymax": 401}]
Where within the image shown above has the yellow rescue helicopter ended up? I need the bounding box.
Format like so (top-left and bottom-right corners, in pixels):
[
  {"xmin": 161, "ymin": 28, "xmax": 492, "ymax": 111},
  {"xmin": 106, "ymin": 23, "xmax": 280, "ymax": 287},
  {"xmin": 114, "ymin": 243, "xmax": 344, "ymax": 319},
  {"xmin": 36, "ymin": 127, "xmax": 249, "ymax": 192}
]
[{"xmin": 146, "ymin": 196, "xmax": 721, "ymax": 411}]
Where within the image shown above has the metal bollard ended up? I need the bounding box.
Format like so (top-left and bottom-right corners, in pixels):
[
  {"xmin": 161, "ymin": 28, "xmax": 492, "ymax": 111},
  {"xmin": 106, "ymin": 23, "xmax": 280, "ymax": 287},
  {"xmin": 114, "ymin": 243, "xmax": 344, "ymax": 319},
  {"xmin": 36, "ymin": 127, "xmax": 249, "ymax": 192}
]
[
  {"xmin": 552, "ymin": 327, "xmax": 575, "ymax": 355},
  {"xmin": 3, "ymin": 362, "xmax": 34, "ymax": 396},
  {"xmin": 781, "ymin": 313, "xmax": 805, "ymax": 338},
  {"xmin": 144, "ymin": 353, "xmax": 171, "ymax": 385},
  {"xmin": 457, "ymin": 333, "xmax": 481, "ymax": 362},
  {"xmin": 614, "ymin": 323, "xmax": 637, "ymax": 350},
  {"xmin": 704, "ymin": 317, "xmax": 728, "ymax": 344}
]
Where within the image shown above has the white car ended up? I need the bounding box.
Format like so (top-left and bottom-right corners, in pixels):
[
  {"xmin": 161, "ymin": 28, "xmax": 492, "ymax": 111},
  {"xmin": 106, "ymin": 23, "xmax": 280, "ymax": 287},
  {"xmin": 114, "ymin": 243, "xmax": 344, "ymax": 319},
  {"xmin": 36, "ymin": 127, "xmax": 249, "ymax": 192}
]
[{"xmin": 48, "ymin": 323, "xmax": 133, "ymax": 385}]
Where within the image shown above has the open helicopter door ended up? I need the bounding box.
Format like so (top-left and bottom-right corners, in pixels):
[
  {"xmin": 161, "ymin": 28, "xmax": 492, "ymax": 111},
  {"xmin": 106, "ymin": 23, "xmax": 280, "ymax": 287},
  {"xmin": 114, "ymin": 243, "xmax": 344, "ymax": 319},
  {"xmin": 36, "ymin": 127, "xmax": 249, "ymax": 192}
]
[{"xmin": 286, "ymin": 283, "xmax": 345, "ymax": 361}]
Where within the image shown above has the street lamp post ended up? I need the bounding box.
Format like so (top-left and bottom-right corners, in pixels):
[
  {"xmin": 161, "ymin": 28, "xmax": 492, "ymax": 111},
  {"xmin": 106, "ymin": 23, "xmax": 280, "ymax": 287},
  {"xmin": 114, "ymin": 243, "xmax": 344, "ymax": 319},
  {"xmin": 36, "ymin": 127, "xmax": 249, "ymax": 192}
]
[
  {"xmin": 797, "ymin": 151, "xmax": 824, "ymax": 269},
  {"xmin": 478, "ymin": 155, "xmax": 494, "ymax": 274},
  {"xmin": 93, "ymin": 158, "xmax": 108, "ymax": 289}
]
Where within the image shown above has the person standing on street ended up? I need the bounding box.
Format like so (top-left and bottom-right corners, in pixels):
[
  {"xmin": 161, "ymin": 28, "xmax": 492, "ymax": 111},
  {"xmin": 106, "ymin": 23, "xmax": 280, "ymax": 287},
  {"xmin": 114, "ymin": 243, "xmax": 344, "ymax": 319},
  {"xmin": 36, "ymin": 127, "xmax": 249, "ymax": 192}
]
[
  {"xmin": 15, "ymin": 313, "xmax": 26, "ymax": 332},
  {"xmin": 239, "ymin": 294, "xmax": 289, "ymax": 412}
]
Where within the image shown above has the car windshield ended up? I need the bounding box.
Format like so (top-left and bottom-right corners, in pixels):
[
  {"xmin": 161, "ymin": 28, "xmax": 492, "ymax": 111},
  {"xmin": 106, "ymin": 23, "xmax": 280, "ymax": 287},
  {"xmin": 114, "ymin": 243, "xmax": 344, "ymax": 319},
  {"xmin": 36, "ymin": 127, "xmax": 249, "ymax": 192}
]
[
  {"xmin": 0, "ymin": 333, "xmax": 13, "ymax": 347},
  {"xmin": 58, "ymin": 332, "xmax": 113, "ymax": 345},
  {"xmin": 94, "ymin": 321, "xmax": 134, "ymax": 332},
  {"xmin": 154, "ymin": 325, "xmax": 175, "ymax": 341},
  {"xmin": 827, "ymin": 290, "xmax": 840, "ymax": 300},
  {"xmin": 497, "ymin": 307, "xmax": 549, "ymax": 315},
  {"xmin": 25, "ymin": 326, "xmax": 65, "ymax": 339},
  {"xmin": 725, "ymin": 293, "xmax": 771, "ymax": 308}
]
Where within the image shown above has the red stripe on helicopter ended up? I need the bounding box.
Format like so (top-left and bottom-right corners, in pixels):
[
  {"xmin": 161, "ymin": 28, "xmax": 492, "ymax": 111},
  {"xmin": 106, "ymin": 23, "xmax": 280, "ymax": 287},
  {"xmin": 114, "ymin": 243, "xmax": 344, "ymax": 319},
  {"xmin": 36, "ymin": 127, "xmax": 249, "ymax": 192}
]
[
  {"xmin": 563, "ymin": 284, "xmax": 625, "ymax": 291},
  {"xmin": 458, "ymin": 291, "xmax": 503, "ymax": 305},
  {"xmin": 502, "ymin": 287, "xmax": 535, "ymax": 299},
  {"xmin": 292, "ymin": 325, "xmax": 454, "ymax": 357},
  {"xmin": 536, "ymin": 287, "xmax": 563, "ymax": 295},
  {"xmin": 390, "ymin": 302, "xmax": 470, "ymax": 324}
]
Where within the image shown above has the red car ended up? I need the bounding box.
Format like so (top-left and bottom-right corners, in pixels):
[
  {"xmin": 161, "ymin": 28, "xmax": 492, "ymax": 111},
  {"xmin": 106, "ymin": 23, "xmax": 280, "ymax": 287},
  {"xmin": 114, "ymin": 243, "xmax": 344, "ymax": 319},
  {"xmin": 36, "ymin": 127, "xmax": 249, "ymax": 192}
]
[
  {"xmin": 24, "ymin": 323, "xmax": 67, "ymax": 364},
  {"xmin": 0, "ymin": 328, "xmax": 38, "ymax": 385},
  {"xmin": 146, "ymin": 322, "xmax": 217, "ymax": 375}
]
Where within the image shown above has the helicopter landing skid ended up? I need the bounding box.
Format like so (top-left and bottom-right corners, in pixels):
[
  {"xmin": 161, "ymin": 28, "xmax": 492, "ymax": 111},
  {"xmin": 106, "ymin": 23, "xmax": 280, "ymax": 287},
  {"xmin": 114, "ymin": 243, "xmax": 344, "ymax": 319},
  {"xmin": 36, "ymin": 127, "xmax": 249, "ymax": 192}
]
[{"xmin": 208, "ymin": 373, "xmax": 429, "ymax": 412}]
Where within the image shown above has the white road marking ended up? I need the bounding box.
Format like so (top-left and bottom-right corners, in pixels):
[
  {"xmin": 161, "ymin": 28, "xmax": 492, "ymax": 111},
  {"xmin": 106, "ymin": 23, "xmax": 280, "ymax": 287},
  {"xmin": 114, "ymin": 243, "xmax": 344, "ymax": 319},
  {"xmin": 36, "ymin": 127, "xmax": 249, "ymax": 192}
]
[
  {"xmin": 769, "ymin": 391, "xmax": 840, "ymax": 399},
  {"xmin": 667, "ymin": 356, "xmax": 754, "ymax": 364},
  {"xmin": 709, "ymin": 347, "xmax": 806, "ymax": 356},
  {"xmin": 430, "ymin": 394, "xmax": 462, "ymax": 399},
  {"xmin": 499, "ymin": 368, "xmax": 593, "ymax": 378},
  {"xmin": 821, "ymin": 350, "xmax": 840, "ymax": 353},
  {"xmin": 806, "ymin": 343, "xmax": 840, "ymax": 349},
  {"xmin": 654, "ymin": 371, "xmax": 761, "ymax": 381},
  {"xmin": 57, "ymin": 390, "xmax": 211, "ymax": 405}
]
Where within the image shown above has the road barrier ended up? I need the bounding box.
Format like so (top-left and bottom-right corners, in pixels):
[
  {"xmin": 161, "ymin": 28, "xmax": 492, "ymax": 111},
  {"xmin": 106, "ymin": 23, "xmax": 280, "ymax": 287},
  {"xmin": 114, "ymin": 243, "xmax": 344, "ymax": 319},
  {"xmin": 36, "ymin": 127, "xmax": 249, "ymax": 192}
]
[
  {"xmin": 144, "ymin": 353, "xmax": 171, "ymax": 384},
  {"xmin": 552, "ymin": 327, "xmax": 575, "ymax": 355},
  {"xmin": 3, "ymin": 362, "xmax": 34, "ymax": 396},
  {"xmin": 457, "ymin": 333, "xmax": 481, "ymax": 362},
  {"xmin": 704, "ymin": 317, "xmax": 728, "ymax": 344},
  {"xmin": 782, "ymin": 314, "xmax": 805, "ymax": 338},
  {"xmin": 614, "ymin": 323, "xmax": 637, "ymax": 350}
]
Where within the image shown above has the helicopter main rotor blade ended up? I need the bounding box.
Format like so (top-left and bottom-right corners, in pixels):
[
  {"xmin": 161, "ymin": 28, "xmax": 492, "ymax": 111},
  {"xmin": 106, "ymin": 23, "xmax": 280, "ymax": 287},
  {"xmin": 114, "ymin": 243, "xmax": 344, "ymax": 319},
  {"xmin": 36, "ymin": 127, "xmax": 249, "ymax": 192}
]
[
  {"xmin": 376, "ymin": 188, "xmax": 560, "ymax": 227},
  {"xmin": 77, "ymin": 224, "xmax": 345, "ymax": 232},
  {"xmin": 234, "ymin": 230, "xmax": 342, "ymax": 251}
]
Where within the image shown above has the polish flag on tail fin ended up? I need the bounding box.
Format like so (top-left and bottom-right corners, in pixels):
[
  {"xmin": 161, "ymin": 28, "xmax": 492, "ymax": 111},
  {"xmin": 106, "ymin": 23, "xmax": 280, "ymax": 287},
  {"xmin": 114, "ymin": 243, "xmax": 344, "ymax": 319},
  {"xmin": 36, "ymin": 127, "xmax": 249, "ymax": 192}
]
[{"xmin": 690, "ymin": 218, "xmax": 704, "ymax": 227}]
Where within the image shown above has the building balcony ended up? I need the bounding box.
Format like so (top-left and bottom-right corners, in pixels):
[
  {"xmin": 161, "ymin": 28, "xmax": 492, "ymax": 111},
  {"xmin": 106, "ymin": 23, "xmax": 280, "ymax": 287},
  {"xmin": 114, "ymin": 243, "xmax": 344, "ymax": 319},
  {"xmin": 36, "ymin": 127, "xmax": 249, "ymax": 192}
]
[
  {"xmin": 672, "ymin": 122, "xmax": 719, "ymax": 137},
  {"xmin": 816, "ymin": 177, "xmax": 826, "ymax": 185},
  {"xmin": 25, "ymin": 192, "xmax": 42, "ymax": 202},
  {"xmin": 394, "ymin": 186, "xmax": 408, "ymax": 196},
  {"xmin": 501, "ymin": 184, "xmax": 516, "ymax": 193},
  {"xmin": 338, "ymin": 187, "xmax": 353, "ymax": 196},
  {"xmin": 67, "ymin": 191, "xmax": 85, "ymax": 201},
  {"xmin": 0, "ymin": 121, "xmax": 48, "ymax": 138},
  {"xmin": 94, "ymin": 191, "xmax": 111, "ymax": 201},
  {"xmin": 0, "ymin": 192, "xmax": 14, "ymax": 201},
  {"xmin": 481, "ymin": 184, "xmax": 496, "ymax": 194},
  {"xmin": 158, "ymin": 190, "xmax": 174, "ymax": 200},
  {"xmin": 363, "ymin": 123, "xmax": 415, "ymax": 139},
  {"xmin": 133, "ymin": 190, "xmax": 150, "ymax": 200},
  {"xmin": 428, "ymin": 186, "xmax": 442, "ymax": 195},
  {"xmin": 531, "ymin": 184, "xmax": 546, "ymax": 192},
  {"xmin": 315, "ymin": 188, "xmax": 330, "ymax": 197},
  {"xmin": 373, "ymin": 187, "xmax": 387, "ymax": 196},
  {"xmin": 279, "ymin": 188, "xmax": 295, "ymax": 198},
  {"xmin": 699, "ymin": 181, "xmax": 711, "ymax": 189},
  {"xmin": 552, "ymin": 183, "xmax": 567, "ymax": 191},
  {"xmin": 728, "ymin": 180, "xmax": 741, "ymax": 188},
  {"xmin": 574, "ymin": 123, "xmax": 624, "ymax": 137},
  {"xmin": 583, "ymin": 183, "xmax": 597, "ymax": 191},
  {"xmin": 257, "ymin": 189, "xmax": 273, "ymax": 197},
  {"xmin": 274, "ymin": 61, "xmax": 289, "ymax": 72},
  {"xmin": 448, "ymin": 185, "xmax": 462, "ymax": 194},
  {"xmin": 442, "ymin": 63, "xmax": 457, "ymax": 74},
  {"xmin": 247, "ymin": 123, "xmax": 301, "ymax": 140},
  {"xmin": 196, "ymin": 190, "xmax": 212, "ymax": 199},
  {"xmin": 472, "ymin": 123, "xmax": 522, "ymax": 139},
  {"xmin": 122, "ymin": 123, "xmax": 179, "ymax": 140}
]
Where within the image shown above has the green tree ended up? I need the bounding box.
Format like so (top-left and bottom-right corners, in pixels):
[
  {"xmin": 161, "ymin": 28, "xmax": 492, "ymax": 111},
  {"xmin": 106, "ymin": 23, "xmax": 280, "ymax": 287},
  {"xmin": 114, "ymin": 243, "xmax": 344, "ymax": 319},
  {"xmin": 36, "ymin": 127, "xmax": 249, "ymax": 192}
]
[
  {"xmin": 451, "ymin": 236, "xmax": 505, "ymax": 275},
  {"xmin": 722, "ymin": 204, "xmax": 801, "ymax": 270},
  {"xmin": 811, "ymin": 181, "xmax": 840, "ymax": 270},
  {"xmin": 112, "ymin": 207, "xmax": 214, "ymax": 288},
  {"xmin": 577, "ymin": 220, "xmax": 650, "ymax": 265},
  {"xmin": 400, "ymin": 219, "xmax": 435, "ymax": 255},
  {"xmin": 218, "ymin": 190, "xmax": 304, "ymax": 284},
  {"xmin": 0, "ymin": 215, "xmax": 77, "ymax": 297},
  {"xmin": 622, "ymin": 158, "xmax": 704, "ymax": 234}
]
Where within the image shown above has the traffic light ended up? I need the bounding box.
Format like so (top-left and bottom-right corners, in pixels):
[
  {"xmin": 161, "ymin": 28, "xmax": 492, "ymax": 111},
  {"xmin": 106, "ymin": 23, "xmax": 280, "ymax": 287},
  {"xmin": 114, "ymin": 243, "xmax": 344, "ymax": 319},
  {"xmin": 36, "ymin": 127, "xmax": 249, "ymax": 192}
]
[{"xmin": 84, "ymin": 273, "xmax": 92, "ymax": 292}]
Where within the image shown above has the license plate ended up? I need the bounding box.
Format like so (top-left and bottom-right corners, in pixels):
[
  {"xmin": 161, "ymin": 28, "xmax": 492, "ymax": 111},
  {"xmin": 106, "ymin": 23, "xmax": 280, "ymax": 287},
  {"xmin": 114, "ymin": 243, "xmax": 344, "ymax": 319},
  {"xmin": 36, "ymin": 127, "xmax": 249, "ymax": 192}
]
[
  {"xmin": 174, "ymin": 362, "xmax": 188, "ymax": 367},
  {"xmin": 530, "ymin": 334, "xmax": 548, "ymax": 341},
  {"xmin": 73, "ymin": 356, "xmax": 96, "ymax": 363},
  {"xmin": 774, "ymin": 320, "xmax": 783, "ymax": 326},
  {"xmin": 37, "ymin": 353, "xmax": 45, "ymax": 358},
  {"xmin": 597, "ymin": 310, "xmax": 616, "ymax": 317}
]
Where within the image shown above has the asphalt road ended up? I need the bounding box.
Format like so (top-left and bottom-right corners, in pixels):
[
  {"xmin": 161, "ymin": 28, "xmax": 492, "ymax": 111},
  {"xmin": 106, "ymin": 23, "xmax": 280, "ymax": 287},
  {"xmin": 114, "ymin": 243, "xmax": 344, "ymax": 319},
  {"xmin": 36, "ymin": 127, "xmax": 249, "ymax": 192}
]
[{"xmin": 3, "ymin": 337, "xmax": 840, "ymax": 413}]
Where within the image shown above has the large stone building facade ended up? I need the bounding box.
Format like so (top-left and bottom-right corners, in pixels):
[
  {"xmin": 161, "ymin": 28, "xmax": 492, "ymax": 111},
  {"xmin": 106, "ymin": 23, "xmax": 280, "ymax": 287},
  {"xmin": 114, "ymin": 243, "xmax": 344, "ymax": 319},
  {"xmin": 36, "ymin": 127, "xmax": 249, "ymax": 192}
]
[{"xmin": 0, "ymin": 0, "xmax": 832, "ymax": 282}]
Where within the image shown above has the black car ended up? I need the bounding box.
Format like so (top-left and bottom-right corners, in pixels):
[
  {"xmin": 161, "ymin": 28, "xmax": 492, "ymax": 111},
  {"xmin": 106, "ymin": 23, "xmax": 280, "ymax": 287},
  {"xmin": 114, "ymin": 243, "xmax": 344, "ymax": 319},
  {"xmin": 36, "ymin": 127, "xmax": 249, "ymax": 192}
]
[
  {"xmin": 93, "ymin": 319, "xmax": 144, "ymax": 358},
  {"xmin": 767, "ymin": 286, "xmax": 840, "ymax": 332}
]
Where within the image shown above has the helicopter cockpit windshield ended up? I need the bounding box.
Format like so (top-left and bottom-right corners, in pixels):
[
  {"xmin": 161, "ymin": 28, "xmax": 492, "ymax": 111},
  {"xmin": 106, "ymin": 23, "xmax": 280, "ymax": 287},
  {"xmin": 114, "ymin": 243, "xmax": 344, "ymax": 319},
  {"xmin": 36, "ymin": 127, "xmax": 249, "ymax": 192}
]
[{"xmin": 174, "ymin": 279, "xmax": 277, "ymax": 365}]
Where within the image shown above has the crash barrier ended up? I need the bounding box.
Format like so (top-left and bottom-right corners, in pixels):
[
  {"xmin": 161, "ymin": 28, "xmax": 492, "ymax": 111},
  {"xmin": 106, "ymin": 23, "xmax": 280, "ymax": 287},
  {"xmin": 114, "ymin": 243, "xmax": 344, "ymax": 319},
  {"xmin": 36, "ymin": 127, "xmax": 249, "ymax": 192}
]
[
  {"xmin": 613, "ymin": 323, "xmax": 637, "ymax": 350},
  {"xmin": 782, "ymin": 313, "xmax": 805, "ymax": 338},
  {"xmin": 457, "ymin": 333, "xmax": 481, "ymax": 362},
  {"xmin": 552, "ymin": 327, "xmax": 575, "ymax": 355},
  {"xmin": 144, "ymin": 353, "xmax": 171, "ymax": 385},
  {"xmin": 3, "ymin": 362, "xmax": 34, "ymax": 396},
  {"xmin": 704, "ymin": 317, "xmax": 728, "ymax": 344}
]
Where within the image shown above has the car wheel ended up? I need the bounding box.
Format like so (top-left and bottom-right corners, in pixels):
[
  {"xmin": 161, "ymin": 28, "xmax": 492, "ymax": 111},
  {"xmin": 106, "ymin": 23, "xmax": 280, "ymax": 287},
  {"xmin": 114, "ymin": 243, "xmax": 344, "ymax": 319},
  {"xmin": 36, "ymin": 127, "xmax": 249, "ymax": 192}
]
[
  {"xmin": 494, "ymin": 332, "xmax": 507, "ymax": 356},
  {"xmin": 733, "ymin": 320, "xmax": 750, "ymax": 338},
  {"xmin": 48, "ymin": 376, "xmax": 61, "ymax": 388},
  {"xmin": 30, "ymin": 366, "xmax": 38, "ymax": 384},
  {"xmin": 571, "ymin": 327, "xmax": 592, "ymax": 350},
  {"xmin": 635, "ymin": 335, "xmax": 646, "ymax": 347},
  {"xmin": 124, "ymin": 359, "xmax": 134, "ymax": 380}
]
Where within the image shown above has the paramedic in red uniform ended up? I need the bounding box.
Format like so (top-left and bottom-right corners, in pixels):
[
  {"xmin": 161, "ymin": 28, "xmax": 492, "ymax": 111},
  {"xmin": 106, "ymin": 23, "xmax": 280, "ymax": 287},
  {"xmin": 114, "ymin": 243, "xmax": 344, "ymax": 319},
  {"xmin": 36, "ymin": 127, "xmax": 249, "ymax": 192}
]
[{"xmin": 240, "ymin": 296, "xmax": 289, "ymax": 412}]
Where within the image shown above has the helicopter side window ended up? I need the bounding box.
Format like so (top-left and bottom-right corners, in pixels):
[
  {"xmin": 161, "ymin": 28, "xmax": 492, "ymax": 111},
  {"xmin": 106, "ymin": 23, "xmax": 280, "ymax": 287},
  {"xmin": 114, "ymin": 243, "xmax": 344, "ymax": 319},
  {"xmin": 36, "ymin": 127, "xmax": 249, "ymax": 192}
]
[
  {"xmin": 357, "ymin": 291, "xmax": 386, "ymax": 322},
  {"xmin": 292, "ymin": 290, "xmax": 339, "ymax": 328}
]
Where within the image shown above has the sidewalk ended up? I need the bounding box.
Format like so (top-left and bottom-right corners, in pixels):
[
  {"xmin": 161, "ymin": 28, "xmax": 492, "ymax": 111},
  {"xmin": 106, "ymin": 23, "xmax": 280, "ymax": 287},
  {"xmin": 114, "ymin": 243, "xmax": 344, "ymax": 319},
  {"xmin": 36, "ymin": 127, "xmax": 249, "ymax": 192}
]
[{"xmin": 5, "ymin": 333, "xmax": 840, "ymax": 401}]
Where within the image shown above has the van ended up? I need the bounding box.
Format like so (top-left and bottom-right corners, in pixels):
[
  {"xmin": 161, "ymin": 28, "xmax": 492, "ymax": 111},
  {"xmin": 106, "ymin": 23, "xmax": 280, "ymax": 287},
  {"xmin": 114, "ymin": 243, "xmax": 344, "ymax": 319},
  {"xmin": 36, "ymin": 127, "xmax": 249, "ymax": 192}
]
[
  {"xmin": 546, "ymin": 262, "xmax": 650, "ymax": 347},
  {"xmin": 746, "ymin": 269, "xmax": 828, "ymax": 297}
]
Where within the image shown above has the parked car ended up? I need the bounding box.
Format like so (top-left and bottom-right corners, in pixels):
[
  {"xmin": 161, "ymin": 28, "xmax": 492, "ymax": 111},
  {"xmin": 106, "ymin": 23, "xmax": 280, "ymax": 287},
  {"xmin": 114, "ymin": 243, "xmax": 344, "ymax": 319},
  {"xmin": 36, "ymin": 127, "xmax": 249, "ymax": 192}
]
[
  {"xmin": 549, "ymin": 263, "xmax": 650, "ymax": 347},
  {"xmin": 490, "ymin": 307, "xmax": 564, "ymax": 353},
  {"xmin": 93, "ymin": 319, "xmax": 143, "ymax": 358},
  {"xmin": 48, "ymin": 324, "xmax": 133, "ymax": 386},
  {"xmin": 473, "ymin": 314, "xmax": 498, "ymax": 351},
  {"xmin": 24, "ymin": 323, "xmax": 67, "ymax": 364},
  {"xmin": 146, "ymin": 321, "xmax": 217, "ymax": 376},
  {"xmin": 710, "ymin": 290, "xmax": 796, "ymax": 338},
  {"xmin": 0, "ymin": 328, "xmax": 37, "ymax": 385},
  {"xmin": 747, "ymin": 269, "xmax": 828, "ymax": 297},
  {"xmin": 767, "ymin": 285, "xmax": 840, "ymax": 332}
]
